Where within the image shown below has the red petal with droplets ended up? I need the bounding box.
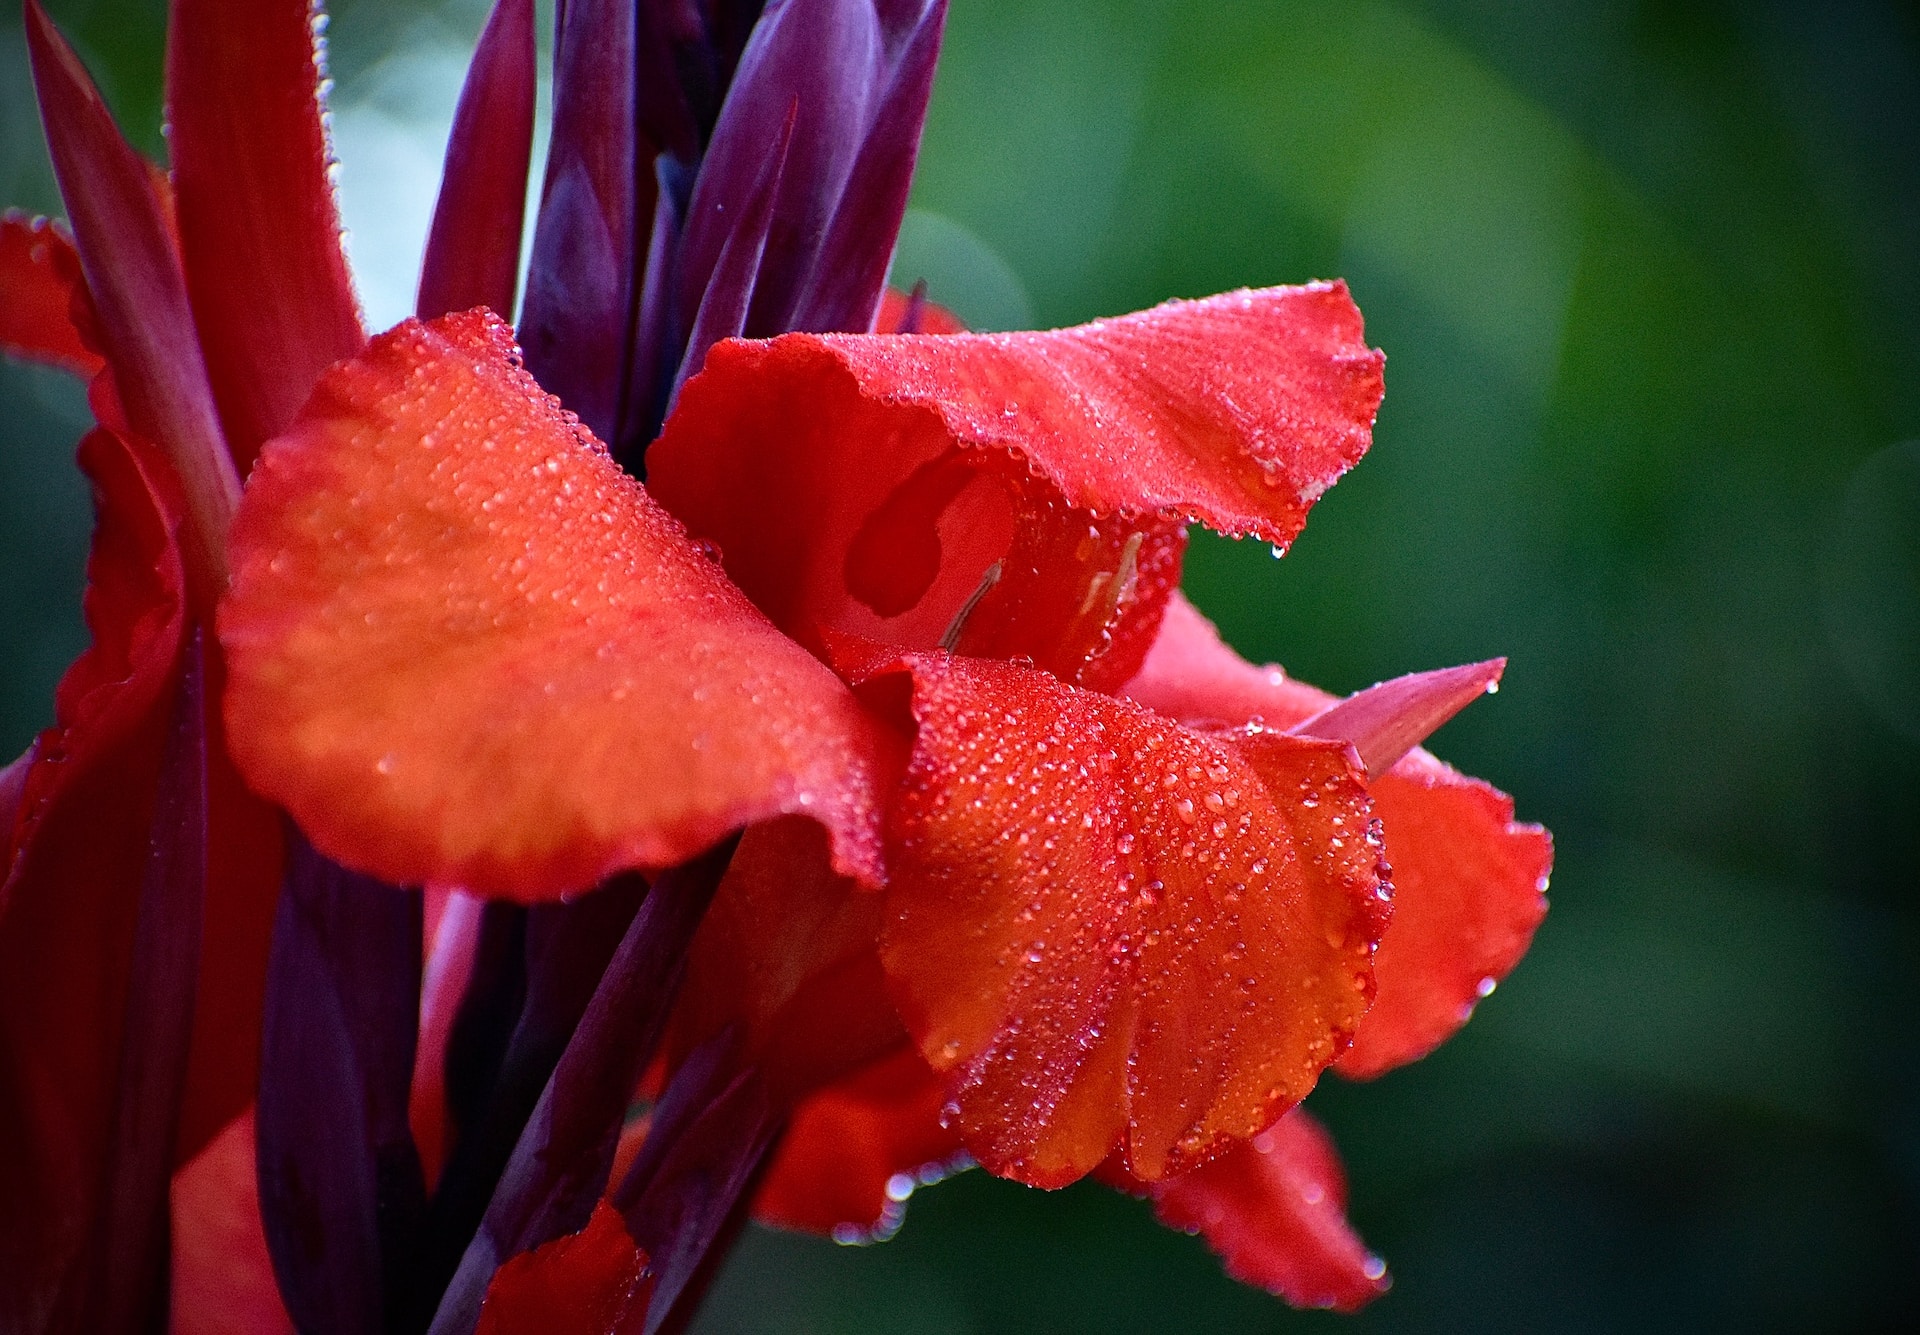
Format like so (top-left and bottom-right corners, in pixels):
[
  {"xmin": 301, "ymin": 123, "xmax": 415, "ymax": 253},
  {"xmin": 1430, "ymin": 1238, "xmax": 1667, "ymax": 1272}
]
[
  {"xmin": 1335, "ymin": 756, "xmax": 1551, "ymax": 1076},
  {"xmin": 0, "ymin": 212, "xmax": 101, "ymax": 376},
  {"xmin": 168, "ymin": 0, "xmax": 365, "ymax": 469},
  {"xmin": 0, "ymin": 427, "xmax": 185, "ymax": 1329},
  {"xmin": 670, "ymin": 816, "xmax": 903, "ymax": 1106},
  {"xmin": 647, "ymin": 284, "xmax": 1381, "ymax": 658},
  {"xmin": 474, "ymin": 1201, "xmax": 653, "ymax": 1335},
  {"xmin": 877, "ymin": 653, "xmax": 1387, "ymax": 1186},
  {"xmin": 220, "ymin": 310, "xmax": 889, "ymax": 901},
  {"xmin": 753, "ymin": 1045, "xmax": 963, "ymax": 1240},
  {"xmin": 1126, "ymin": 595, "xmax": 1552, "ymax": 1076},
  {"xmin": 170, "ymin": 1110, "xmax": 296, "ymax": 1335},
  {"xmin": 1140, "ymin": 1107, "xmax": 1389, "ymax": 1312}
]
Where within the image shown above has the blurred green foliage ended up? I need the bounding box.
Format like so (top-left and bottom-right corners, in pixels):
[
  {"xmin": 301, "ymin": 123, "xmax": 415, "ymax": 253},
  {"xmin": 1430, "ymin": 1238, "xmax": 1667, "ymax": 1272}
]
[{"xmin": 2, "ymin": 1, "xmax": 1916, "ymax": 1330}]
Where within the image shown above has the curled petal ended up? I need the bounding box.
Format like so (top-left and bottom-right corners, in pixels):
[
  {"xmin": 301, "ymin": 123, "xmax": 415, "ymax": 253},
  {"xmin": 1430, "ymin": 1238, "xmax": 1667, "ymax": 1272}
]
[
  {"xmin": 0, "ymin": 212, "xmax": 101, "ymax": 376},
  {"xmin": 1137, "ymin": 1107, "xmax": 1390, "ymax": 1312},
  {"xmin": 649, "ymin": 284, "xmax": 1377, "ymax": 658},
  {"xmin": 1126, "ymin": 595, "xmax": 1552, "ymax": 1076},
  {"xmin": 752, "ymin": 1045, "xmax": 963, "ymax": 1241},
  {"xmin": 220, "ymin": 310, "xmax": 888, "ymax": 900},
  {"xmin": 877, "ymin": 653, "xmax": 1387, "ymax": 1186}
]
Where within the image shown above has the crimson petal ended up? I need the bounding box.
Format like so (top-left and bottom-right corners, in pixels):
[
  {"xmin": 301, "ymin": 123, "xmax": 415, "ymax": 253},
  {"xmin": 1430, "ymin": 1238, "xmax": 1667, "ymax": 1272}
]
[
  {"xmin": 170, "ymin": 1111, "xmax": 296, "ymax": 1335},
  {"xmin": 168, "ymin": 0, "xmax": 365, "ymax": 468},
  {"xmin": 219, "ymin": 310, "xmax": 888, "ymax": 900},
  {"xmin": 0, "ymin": 212, "xmax": 102, "ymax": 376},
  {"xmin": 877, "ymin": 653, "xmax": 1387, "ymax": 1186},
  {"xmin": 1142, "ymin": 1107, "xmax": 1390, "ymax": 1312},
  {"xmin": 0, "ymin": 428, "xmax": 185, "ymax": 1333},
  {"xmin": 1126, "ymin": 595, "xmax": 1552, "ymax": 1077},
  {"xmin": 473, "ymin": 1201, "xmax": 652, "ymax": 1335},
  {"xmin": 648, "ymin": 284, "xmax": 1381, "ymax": 658},
  {"xmin": 752, "ymin": 1045, "xmax": 962, "ymax": 1241}
]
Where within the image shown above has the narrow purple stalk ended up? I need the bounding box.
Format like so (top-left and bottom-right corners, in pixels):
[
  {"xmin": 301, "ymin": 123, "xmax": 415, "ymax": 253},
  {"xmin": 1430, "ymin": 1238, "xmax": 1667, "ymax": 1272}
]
[
  {"xmin": 518, "ymin": 0, "xmax": 638, "ymax": 443},
  {"xmin": 418, "ymin": 0, "xmax": 538, "ymax": 322},
  {"xmin": 50, "ymin": 632, "xmax": 208, "ymax": 1333},
  {"xmin": 404, "ymin": 879, "xmax": 647, "ymax": 1329},
  {"xmin": 610, "ymin": 1034, "xmax": 781, "ymax": 1334},
  {"xmin": 425, "ymin": 844, "xmax": 735, "ymax": 1335},
  {"xmin": 256, "ymin": 836, "xmax": 425, "ymax": 1334}
]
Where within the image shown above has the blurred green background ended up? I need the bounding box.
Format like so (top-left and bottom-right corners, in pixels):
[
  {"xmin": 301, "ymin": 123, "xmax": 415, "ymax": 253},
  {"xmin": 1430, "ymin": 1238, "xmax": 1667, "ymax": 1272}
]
[{"xmin": 4, "ymin": 1, "xmax": 1917, "ymax": 1330}]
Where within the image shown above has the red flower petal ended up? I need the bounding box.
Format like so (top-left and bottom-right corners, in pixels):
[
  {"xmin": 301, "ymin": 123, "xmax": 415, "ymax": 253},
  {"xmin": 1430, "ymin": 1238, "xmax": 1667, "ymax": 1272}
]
[
  {"xmin": 647, "ymin": 284, "xmax": 1382, "ymax": 658},
  {"xmin": 170, "ymin": 1110, "xmax": 296, "ymax": 1335},
  {"xmin": 220, "ymin": 310, "xmax": 889, "ymax": 900},
  {"xmin": 1127, "ymin": 595, "xmax": 1552, "ymax": 1076},
  {"xmin": 474, "ymin": 1201, "xmax": 653, "ymax": 1335},
  {"xmin": 878, "ymin": 653, "xmax": 1388, "ymax": 1187},
  {"xmin": 168, "ymin": 0, "xmax": 365, "ymax": 469},
  {"xmin": 177, "ymin": 679, "xmax": 286, "ymax": 1162},
  {"xmin": 1335, "ymin": 755, "xmax": 1551, "ymax": 1076},
  {"xmin": 671, "ymin": 816, "xmax": 903, "ymax": 1105},
  {"xmin": 753, "ymin": 1045, "xmax": 964, "ymax": 1241},
  {"xmin": 1142, "ymin": 1107, "xmax": 1390, "ymax": 1312},
  {"xmin": 0, "ymin": 427, "xmax": 185, "ymax": 1326},
  {"xmin": 0, "ymin": 212, "xmax": 101, "ymax": 376}
]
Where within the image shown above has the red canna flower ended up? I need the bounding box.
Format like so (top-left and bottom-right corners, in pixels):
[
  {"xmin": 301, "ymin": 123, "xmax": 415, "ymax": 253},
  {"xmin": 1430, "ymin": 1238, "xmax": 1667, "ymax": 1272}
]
[{"xmin": 1, "ymin": 0, "xmax": 1550, "ymax": 1331}]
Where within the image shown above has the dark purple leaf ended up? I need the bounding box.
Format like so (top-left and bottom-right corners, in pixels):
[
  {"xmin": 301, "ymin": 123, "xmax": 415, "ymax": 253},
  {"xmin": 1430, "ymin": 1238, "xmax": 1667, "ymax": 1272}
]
[
  {"xmin": 46, "ymin": 631, "xmax": 208, "ymax": 1333},
  {"xmin": 668, "ymin": 108, "xmax": 793, "ymax": 407},
  {"xmin": 675, "ymin": 0, "xmax": 880, "ymax": 341},
  {"xmin": 519, "ymin": 0, "xmax": 639, "ymax": 442},
  {"xmin": 24, "ymin": 0, "xmax": 237, "ymax": 596},
  {"xmin": 256, "ymin": 835, "xmax": 425, "ymax": 1335},
  {"xmin": 790, "ymin": 0, "xmax": 945, "ymax": 334},
  {"xmin": 425, "ymin": 845, "xmax": 734, "ymax": 1335},
  {"xmin": 617, "ymin": 155, "xmax": 696, "ymax": 464},
  {"xmin": 419, "ymin": 0, "xmax": 538, "ymax": 322},
  {"xmin": 610, "ymin": 1034, "xmax": 780, "ymax": 1335},
  {"xmin": 443, "ymin": 903, "xmax": 530, "ymax": 1151},
  {"xmin": 404, "ymin": 879, "xmax": 645, "ymax": 1329}
]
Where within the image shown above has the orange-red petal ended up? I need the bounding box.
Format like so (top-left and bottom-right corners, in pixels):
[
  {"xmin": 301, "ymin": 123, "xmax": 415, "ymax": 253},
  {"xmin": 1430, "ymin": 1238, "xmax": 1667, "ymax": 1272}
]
[
  {"xmin": 878, "ymin": 653, "xmax": 1387, "ymax": 1187},
  {"xmin": 647, "ymin": 284, "xmax": 1382, "ymax": 656},
  {"xmin": 752, "ymin": 1045, "xmax": 964, "ymax": 1241},
  {"xmin": 0, "ymin": 212, "xmax": 101, "ymax": 376},
  {"xmin": 1142, "ymin": 1107, "xmax": 1390, "ymax": 1312},
  {"xmin": 171, "ymin": 1110, "xmax": 296, "ymax": 1335},
  {"xmin": 1126, "ymin": 595, "xmax": 1552, "ymax": 1077},
  {"xmin": 669, "ymin": 816, "xmax": 903, "ymax": 1105},
  {"xmin": 220, "ymin": 310, "xmax": 889, "ymax": 901},
  {"xmin": 474, "ymin": 1201, "xmax": 652, "ymax": 1335}
]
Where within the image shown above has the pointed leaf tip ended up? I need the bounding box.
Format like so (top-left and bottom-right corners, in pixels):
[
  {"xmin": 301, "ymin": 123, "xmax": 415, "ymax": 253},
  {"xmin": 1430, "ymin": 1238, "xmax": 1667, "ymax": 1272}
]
[{"xmin": 1290, "ymin": 659, "xmax": 1506, "ymax": 776}]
